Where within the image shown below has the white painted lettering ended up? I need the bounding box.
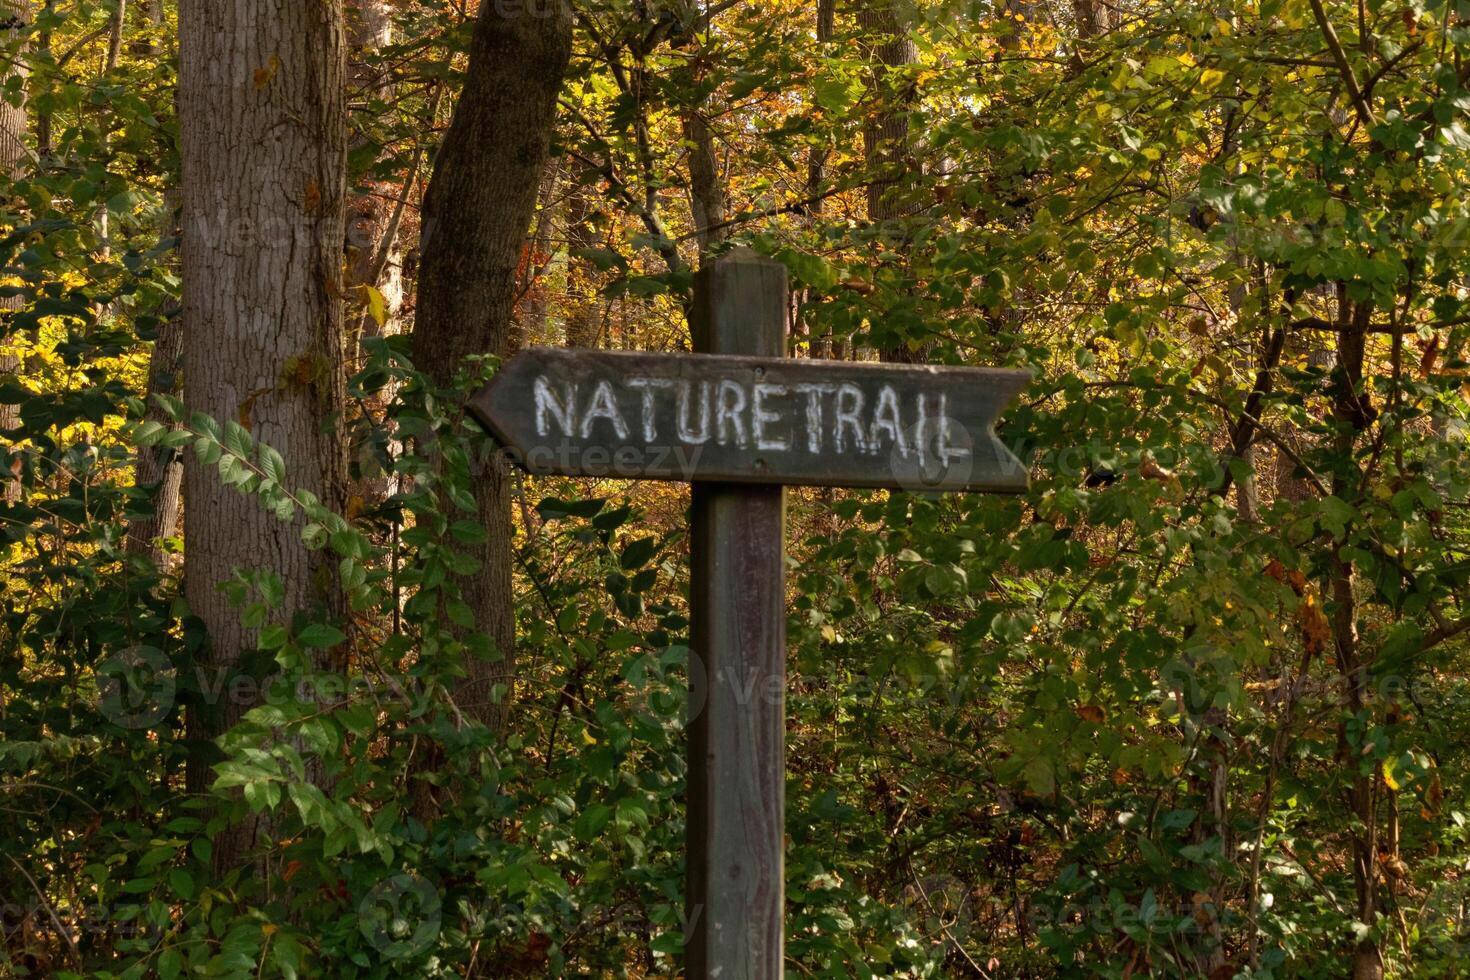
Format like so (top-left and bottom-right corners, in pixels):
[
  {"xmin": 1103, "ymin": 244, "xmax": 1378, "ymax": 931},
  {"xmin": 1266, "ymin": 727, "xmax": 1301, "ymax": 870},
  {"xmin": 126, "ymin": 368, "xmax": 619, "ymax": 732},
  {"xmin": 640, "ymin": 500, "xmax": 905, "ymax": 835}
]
[
  {"xmin": 752, "ymin": 383, "xmax": 789, "ymax": 452},
  {"xmin": 793, "ymin": 383, "xmax": 836, "ymax": 453},
  {"xmin": 936, "ymin": 393, "xmax": 971, "ymax": 463},
  {"xmin": 833, "ymin": 384, "xmax": 868, "ymax": 453},
  {"xmin": 677, "ymin": 380, "xmax": 711, "ymax": 443},
  {"xmin": 627, "ymin": 377, "xmax": 672, "ymax": 441},
  {"xmin": 533, "ymin": 376, "xmax": 577, "ymax": 438},
  {"xmin": 914, "ymin": 392, "xmax": 931, "ymax": 470},
  {"xmin": 579, "ymin": 380, "xmax": 629, "ymax": 439},
  {"xmin": 716, "ymin": 379, "xmax": 748, "ymax": 447},
  {"xmin": 869, "ymin": 385, "xmax": 908, "ymax": 457}
]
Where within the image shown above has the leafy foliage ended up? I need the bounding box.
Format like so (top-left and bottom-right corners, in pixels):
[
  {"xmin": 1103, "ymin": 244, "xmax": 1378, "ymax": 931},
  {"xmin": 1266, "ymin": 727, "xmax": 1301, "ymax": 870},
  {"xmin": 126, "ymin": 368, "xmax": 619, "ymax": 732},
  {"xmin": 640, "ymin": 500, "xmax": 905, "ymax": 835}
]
[{"xmin": 8, "ymin": 0, "xmax": 1470, "ymax": 977}]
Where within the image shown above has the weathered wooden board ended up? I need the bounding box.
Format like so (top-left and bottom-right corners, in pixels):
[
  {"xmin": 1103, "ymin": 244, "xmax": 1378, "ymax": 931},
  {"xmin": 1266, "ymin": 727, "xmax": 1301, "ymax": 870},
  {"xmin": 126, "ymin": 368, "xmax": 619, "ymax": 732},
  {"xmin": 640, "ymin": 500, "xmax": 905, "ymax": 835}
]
[
  {"xmin": 468, "ymin": 348, "xmax": 1031, "ymax": 492},
  {"xmin": 685, "ymin": 250, "xmax": 786, "ymax": 979}
]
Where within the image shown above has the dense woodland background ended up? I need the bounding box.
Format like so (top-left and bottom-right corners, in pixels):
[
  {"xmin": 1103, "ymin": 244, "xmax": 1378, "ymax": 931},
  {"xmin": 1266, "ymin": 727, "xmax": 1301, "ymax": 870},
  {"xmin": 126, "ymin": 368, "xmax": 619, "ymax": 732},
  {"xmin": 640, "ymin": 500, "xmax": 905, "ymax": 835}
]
[{"xmin": 2, "ymin": 0, "xmax": 1470, "ymax": 976}]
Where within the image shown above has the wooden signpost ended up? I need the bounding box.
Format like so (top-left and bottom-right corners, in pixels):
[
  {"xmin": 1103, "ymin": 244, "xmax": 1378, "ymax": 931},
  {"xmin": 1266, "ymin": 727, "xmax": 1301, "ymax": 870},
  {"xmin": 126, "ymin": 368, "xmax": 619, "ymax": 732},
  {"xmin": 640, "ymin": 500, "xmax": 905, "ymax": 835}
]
[{"xmin": 470, "ymin": 248, "xmax": 1029, "ymax": 979}]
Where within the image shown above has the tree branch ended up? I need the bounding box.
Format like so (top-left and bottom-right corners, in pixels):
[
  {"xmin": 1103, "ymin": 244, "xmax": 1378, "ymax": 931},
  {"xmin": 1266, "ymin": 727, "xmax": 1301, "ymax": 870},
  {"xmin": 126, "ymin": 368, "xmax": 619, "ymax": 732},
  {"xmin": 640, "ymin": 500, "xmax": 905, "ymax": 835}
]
[{"xmin": 1307, "ymin": 0, "xmax": 1377, "ymax": 130}]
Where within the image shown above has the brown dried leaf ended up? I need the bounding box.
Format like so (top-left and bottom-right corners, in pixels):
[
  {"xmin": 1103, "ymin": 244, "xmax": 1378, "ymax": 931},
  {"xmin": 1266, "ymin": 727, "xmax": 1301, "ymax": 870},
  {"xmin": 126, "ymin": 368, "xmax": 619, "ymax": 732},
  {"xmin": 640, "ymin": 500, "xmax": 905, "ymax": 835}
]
[
  {"xmin": 253, "ymin": 54, "xmax": 281, "ymax": 90},
  {"xmin": 1076, "ymin": 703, "xmax": 1106, "ymax": 723}
]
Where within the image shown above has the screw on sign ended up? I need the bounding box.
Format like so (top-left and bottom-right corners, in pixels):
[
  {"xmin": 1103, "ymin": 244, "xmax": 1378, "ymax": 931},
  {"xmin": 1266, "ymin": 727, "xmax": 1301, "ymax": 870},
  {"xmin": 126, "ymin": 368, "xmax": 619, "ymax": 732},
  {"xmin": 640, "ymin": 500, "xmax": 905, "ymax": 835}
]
[{"xmin": 469, "ymin": 248, "xmax": 1030, "ymax": 979}]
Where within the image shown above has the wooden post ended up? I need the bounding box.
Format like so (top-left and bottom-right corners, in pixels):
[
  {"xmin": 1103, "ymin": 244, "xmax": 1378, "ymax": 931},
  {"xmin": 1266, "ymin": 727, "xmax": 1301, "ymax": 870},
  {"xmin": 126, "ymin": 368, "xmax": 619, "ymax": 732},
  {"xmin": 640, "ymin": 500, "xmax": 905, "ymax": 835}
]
[
  {"xmin": 466, "ymin": 244, "xmax": 1028, "ymax": 976},
  {"xmin": 687, "ymin": 248, "xmax": 788, "ymax": 978}
]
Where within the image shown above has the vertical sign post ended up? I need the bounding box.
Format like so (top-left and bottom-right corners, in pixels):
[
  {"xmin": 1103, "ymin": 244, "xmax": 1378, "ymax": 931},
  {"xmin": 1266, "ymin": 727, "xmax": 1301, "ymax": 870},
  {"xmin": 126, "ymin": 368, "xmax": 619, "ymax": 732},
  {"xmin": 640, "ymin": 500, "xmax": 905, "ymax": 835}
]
[
  {"xmin": 467, "ymin": 245, "xmax": 1031, "ymax": 979},
  {"xmin": 686, "ymin": 249, "xmax": 788, "ymax": 978}
]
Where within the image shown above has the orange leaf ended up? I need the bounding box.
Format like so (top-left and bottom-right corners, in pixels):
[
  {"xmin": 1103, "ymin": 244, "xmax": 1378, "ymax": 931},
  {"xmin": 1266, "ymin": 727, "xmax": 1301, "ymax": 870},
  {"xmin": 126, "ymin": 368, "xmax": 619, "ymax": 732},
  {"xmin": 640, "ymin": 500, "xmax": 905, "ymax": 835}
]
[{"xmin": 253, "ymin": 54, "xmax": 281, "ymax": 90}]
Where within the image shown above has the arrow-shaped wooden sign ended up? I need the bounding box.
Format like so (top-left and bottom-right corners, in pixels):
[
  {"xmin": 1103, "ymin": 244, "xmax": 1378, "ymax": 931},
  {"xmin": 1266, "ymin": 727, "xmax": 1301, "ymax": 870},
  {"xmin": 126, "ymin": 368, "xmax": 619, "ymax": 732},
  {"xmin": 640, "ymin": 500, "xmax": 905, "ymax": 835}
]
[
  {"xmin": 467, "ymin": 251, "xmax": 1034, "ymax": 979},
  {"xmin": 468, "ymin": 347, "xmax": 1030, "ymax": 492}
]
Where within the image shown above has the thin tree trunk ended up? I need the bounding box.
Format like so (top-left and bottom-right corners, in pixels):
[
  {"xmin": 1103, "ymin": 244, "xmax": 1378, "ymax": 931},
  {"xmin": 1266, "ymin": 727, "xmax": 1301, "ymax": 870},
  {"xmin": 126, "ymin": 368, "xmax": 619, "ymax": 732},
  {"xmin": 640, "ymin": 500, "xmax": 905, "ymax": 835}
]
[
  {"xmin": 677, "ymin": 4, "xmax": 727, "ymax": 261},
  {"xmin": 106, "ymin": 0, "xmax": 126, "ymax": 71},
  {"xmin": 409, "ymin": 0, "xmax": 572, "ymax": 732},
  {"xmin": 859, "ymin": 0, "xmax": 925, "ymax": 364},
  {"xmin": 32, "ymin": 0, "xmax": 48, "ymax": 160},
  {"xmin": 129, "ymin": 0, "xmax": 163, "ymax": 56},
  {"xmin": 346, "ymin": 0, "xmax": 403, "ymax": 504},
  {"xmin": 563, "ymin": 171, "xmax": 603, "ymax": 350},
  {"xmin": 802, "ymin": 0, "xmax": 835, "ymax": 358},
  {"xmin": 514, "ymin": 156, "xmax": 562, "ymax": 351},
  {"xmin": 858, "ymin": 0, "xmax": 914, "ymax": 227},
  {"xmin": 684, "ymin": 110, "xmax": 725, "ymax": 257},
  {"xmin": 179, "ymin": 0, "xmax": 348, "ymax": 873},
  {"xmin": 94, "ymin": 0, "xmax": 125, "ymax": 271},
  {"xmin": 1072, "ymin": 0, "xmax": 1103, "ymax": 37},
  {"xmin": 126, "ymin": 307, "xmax": 184, "ymax": 568},
  {"xmin": 346, "ymin": 0, "xmax": 401, "ymax": 340},
  {"xmin": 1325, "ymin": 299, "xmax": 1383, "ymax": 980}
]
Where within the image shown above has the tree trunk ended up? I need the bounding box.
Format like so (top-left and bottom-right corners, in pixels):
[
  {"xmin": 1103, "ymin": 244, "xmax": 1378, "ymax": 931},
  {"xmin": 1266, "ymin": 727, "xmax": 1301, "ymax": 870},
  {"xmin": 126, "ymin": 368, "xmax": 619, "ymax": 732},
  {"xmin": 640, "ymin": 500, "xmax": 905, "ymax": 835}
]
[
  {"xmin": 410, "ymin": 1, "xmax": 572, "ymax": 731},
  {"xmin": 1328, "ymin": 299, "xmax": 1383, "ymax": 980},
  {"xmin": 514, "ymin": 156, "xmax": 562, "ymax": 352},
  {"xmin": 105, "ymin": 0, "xmax": 126, "ymax": 72},
  {"xmin": 563, "ymin": 171, "xmax": 603, "ymax": 350},
  {"xmin": 676, "ymin": 6, "xmax": 728, "ymax": 262},
  {"xmin": 126, "ymin": 308, "xmax": 184, "ymax": 568},
  {"xmin": 0, "ymin": 1, "xmax": 28, "ymax": 505},
  {"xmin": 803, "ymin": 0, "xmax": 835, "ymax": 358},
  {"xmin": 859, "ymin": 0, "xmax": 926, "ymax": 364},
  {"xmin": 684, "ymin": 111, "xmax": 726, "ymax": 257},
  {"xmin": 346, "ymin": 0, "xmax": 404, "ymax": 503},
  {"xmin": 858, "ymin": 0, "xmax": 915, "ymax": 226},
  {"xmin": 129, "ymin": 0, "xmax": 163, "ymax": 56},
  {"xmin": 1072, "ymin": 0, "xmax": 1107, "ymax": 38},
  {"xmin": 178, "ymin": 0, "xmax": 348, "ymax": 871},
  {"xmin": 345, "ymin": 0, "xmax": 402, "ymax": 340}
]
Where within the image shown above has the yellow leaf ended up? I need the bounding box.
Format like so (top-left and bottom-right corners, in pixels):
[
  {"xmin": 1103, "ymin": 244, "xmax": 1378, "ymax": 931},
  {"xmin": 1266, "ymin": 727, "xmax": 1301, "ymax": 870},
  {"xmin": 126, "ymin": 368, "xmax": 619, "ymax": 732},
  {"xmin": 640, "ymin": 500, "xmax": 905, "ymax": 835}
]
[
  {"xmin": 358, "ymin": 284, "xmax": 387, "ymax": 327},
  {"xmin": 1382, "ymin": 758, "xmax": 1401, "ymax": 792}
]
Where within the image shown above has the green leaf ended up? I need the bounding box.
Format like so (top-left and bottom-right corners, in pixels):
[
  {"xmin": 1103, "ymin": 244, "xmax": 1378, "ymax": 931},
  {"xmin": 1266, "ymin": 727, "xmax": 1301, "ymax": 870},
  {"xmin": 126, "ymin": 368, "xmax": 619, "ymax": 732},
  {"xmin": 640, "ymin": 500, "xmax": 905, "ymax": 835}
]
[
  {"xmin": 620, "ymin": 537, "xmax": 658, "ymax": 569},
  {"xmin": 297, "ymin": 623, "xmax": 346, "ymax": 648},
  {"xmin": 813, "ymin": 71, "xmax": 863, "ymax": 112},
  {"xmin": 259, "ymin": 625, "xmax": 290, "ymax": 650},
  {"xmin": 259, "ymin": 444, "xmax": 288, "ymax": 485}
]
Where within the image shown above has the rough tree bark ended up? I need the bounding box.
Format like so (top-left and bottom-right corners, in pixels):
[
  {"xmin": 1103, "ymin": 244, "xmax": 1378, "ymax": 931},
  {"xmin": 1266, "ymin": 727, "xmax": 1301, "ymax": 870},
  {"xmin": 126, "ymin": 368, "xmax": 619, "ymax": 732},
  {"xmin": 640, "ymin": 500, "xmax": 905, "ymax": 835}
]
[
  {"xmin": 858, "ymin": 0, "xmax": 915, "ymax": 227},
  {"xmin": 178, "ymin": 0, "xmax": 348, "ymax": 871},
  {"xmin": 676, "ymin": 5, "xmax": 727, "ymax": 257},
  {"xmin": 684, "ymin": 102, "xmax": 726, "ymax": 256},
  {"xmin": 410, "ymin": 1, "xmax": 572, "ymax": 731},
  {"xmin": 0, "ymin": 1, "xmax": 28, "ymax": 505}
]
